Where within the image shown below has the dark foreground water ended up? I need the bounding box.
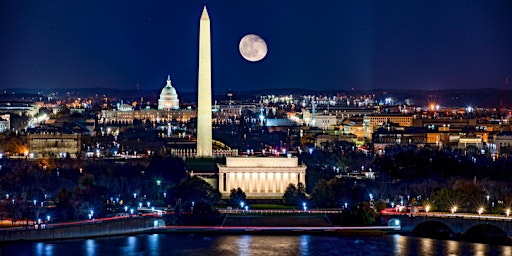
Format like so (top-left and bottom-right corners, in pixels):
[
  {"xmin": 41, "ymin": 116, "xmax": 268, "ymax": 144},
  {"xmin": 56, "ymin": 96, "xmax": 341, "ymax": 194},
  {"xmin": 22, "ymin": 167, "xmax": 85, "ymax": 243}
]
[{"xmin": 2, "ymin": 233, "xmax": 512, "ymax": 256}]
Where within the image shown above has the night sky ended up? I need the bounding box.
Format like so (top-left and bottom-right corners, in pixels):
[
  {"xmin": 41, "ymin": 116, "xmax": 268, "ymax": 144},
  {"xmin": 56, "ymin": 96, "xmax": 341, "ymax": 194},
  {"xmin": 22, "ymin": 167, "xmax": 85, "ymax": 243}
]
[{"xmin": 1, "ymin": 1, "xmax": 511, "ymax": 93}]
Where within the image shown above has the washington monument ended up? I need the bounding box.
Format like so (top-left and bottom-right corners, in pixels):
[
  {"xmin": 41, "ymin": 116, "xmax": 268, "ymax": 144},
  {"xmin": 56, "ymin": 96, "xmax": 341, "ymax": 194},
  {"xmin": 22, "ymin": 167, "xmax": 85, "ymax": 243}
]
[{"xmin": 196, "ymin": 6, "xmax": 213, "ymax": 157}]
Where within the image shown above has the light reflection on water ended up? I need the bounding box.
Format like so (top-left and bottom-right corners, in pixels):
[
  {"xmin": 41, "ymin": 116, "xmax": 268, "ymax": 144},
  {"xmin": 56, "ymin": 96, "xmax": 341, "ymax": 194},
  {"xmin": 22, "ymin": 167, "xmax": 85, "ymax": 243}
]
[
  {"xmin": 2, "ymin": 234, "xmax": 511, "ymax": 256},
  {"xmin": 85, "ymin": 239, "xmax": 96, "ymax": 256}
]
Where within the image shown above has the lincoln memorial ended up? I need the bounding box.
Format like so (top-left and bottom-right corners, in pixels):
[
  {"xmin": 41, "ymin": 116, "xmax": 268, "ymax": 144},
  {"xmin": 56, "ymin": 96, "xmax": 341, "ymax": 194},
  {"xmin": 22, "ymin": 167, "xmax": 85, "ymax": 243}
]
[{"xmin": 218, "ymin": 156, "xmax": 307, "ymax": 199}]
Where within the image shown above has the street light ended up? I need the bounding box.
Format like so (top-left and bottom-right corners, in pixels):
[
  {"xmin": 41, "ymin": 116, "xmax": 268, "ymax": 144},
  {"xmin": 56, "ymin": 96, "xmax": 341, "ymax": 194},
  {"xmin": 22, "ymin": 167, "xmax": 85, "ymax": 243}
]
[
  {"xmin": 507, "ymin": 209, "xmax": 511, "ymax": 217},
  {"xmin": 451, "ymin": 206, "xmax": 457, "ymax": 214},
  {"xmin": 425, "ymin": 205, "xmax": 430, "ymax": 213},
  {"xmin": 478, "ymin": 207, "xmax": 483, "ymax": 215},
  {"xmin": 303, "ymin": 202, "xmax": 307, "ymax": 212}
]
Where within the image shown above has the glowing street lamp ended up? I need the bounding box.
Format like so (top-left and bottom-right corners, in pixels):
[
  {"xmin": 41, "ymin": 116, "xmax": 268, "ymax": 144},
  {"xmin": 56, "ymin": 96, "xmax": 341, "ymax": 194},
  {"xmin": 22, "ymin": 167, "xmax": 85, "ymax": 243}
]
[
  {"xmin": 425, "ymin": 205, "xmax": 430, "ymax": 213},
  {"xmin": 451, "ymin": 206, "xmax": 457, "ymax": 214},
  {"xmin": 478, "ymin": 207, "xmax": 483, "ymax": 215},
  {"xmin": 303, "ymin": 202, "xmax": 307, "ymax": 212},
  {"xmin": 240, "ymin": 201, "xmax": 245, "ymax": 209},
  {"xmin": 507, "ymin": 209, "xmax": 510, "ymax": 217}
]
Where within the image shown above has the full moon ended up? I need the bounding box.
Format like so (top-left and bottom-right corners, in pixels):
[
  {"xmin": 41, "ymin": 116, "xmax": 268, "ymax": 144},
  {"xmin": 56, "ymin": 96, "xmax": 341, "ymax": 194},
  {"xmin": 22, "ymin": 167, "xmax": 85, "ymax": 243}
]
[{"xmin": 239, "ymin": 34, "xmax": 268, "ymax": 62}]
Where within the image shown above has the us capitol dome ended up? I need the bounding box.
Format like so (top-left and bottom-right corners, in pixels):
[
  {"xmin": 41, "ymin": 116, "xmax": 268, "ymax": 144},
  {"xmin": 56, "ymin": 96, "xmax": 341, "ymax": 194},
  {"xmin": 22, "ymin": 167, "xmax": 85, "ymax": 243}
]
[{"xmin": 158, "ymin": 75, "xmax": 180, "ymax": 110}]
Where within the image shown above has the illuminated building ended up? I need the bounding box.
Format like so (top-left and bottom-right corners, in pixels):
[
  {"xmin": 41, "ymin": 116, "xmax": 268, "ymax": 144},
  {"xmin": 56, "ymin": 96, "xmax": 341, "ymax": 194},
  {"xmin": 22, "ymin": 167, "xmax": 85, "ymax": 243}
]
[
  {"xmin": 98, "ymin": 76, "xmax": 196, "ymax": 125},
  {"xmin": 27, "ymin": 133, "xmax": 81, "ymax": 158},
  {"xmin": 218, "ymin": 156, "xmax": 306, "ymax": 199},
  {"xmin": 158, "ymin": 75, "xmax": 180, "ymax": 110},
  {"xmin": 0, "ymin": 114, "xmax": 9, "ymax": 132}
]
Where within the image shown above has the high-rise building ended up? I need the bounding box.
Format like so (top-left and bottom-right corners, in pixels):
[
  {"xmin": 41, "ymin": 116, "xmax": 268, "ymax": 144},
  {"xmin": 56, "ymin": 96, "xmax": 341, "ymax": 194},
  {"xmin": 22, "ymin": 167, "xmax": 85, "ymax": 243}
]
[{"xmin": 196, "ymin": 6, "xmax": 213, "ymax": 158}]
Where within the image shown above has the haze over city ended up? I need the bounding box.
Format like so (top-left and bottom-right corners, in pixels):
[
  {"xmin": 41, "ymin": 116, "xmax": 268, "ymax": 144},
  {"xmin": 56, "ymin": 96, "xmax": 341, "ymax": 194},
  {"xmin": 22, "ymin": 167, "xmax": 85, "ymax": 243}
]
[{"xmin": 1, "ymin": 1, "xmax": 511, "ymax": 92}]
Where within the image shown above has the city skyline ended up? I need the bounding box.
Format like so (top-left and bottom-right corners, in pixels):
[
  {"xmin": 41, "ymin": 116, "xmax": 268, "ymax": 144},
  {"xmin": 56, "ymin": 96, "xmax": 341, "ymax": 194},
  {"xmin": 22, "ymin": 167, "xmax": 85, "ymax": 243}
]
[{"xmin": 1, "ymin": 1, "xmax": 511, "ymax": 92}]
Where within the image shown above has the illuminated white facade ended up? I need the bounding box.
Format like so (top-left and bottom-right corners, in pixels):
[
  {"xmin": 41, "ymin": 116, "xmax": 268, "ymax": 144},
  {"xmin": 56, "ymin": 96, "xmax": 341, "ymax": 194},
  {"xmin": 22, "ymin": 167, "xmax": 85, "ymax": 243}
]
[
  {"xmin": 158, "ymin": 75, "xmax": 180, "ymax": 110},
  {"xmin": 196, "ymin": 6, "xmax": 213, "ymax": 157},
  {"xmin": 0, "ymin": 114, "xmax": 9, "ymax": 132},
  {"xmin": 218, "ymin": 156, "xmax": 307, "ymax": 199}
]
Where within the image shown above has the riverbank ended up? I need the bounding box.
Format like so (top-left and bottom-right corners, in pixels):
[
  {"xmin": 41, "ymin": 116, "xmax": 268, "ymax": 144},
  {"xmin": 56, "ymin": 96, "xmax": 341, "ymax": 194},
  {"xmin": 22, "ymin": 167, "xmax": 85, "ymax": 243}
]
[
  {"xmin": 0, "ymin": 215, "xmax": 398, "ymax": 243},
  {"xmin": 0, "ymin": 216, "xmax": 162, "ymax": 243},
  {"xmin": 154, "ymin": 225, "xmax": 398, "ymax": 236}
]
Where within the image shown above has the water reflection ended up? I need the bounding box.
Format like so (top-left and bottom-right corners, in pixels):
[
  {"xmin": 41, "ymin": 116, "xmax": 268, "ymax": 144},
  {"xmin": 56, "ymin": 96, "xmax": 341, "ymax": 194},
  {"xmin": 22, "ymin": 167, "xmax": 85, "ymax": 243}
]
[
  {"xmin": 8, "ymin": 234, "xmax": 512, "ymax": 256},
  {"xmin": 502, "ymin": 245, "xmax": 512, "ymax": 256},
  {"xmin": 299, "ymin": 235, "xmax": 310, "ymax": 256},
  {"xmin": 85, "ymin": 239, "xmax": 97, "ymax": 256},
  {"xmin": 419, "ymin": 237, "xmax": 433, "ymax": 255},
  {"xmin": 236, "ymin": 235, "xmax": 252, "ymax": 256},
  {"xmin": 393, "ymin": 234, "xmax": 408, "ymax": 255},
  {"xmin": 147, "ymin": 234, "xmax": 159, "ymax": 256},
  {"xmin": 473, "ymin": 243, "xmax": 487, "ymax": 256},
  {"xmin": 445, "ymin": 240, "xmax": 459, "ymax": 256},
  {"xmin": 124, "ymin": 236, "xmax": 138, "ymax": 254}
]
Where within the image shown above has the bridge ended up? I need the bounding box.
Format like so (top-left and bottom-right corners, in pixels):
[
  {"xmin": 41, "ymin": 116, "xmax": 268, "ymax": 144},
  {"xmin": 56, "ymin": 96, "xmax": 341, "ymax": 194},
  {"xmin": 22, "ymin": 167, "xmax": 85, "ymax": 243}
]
[{"xmin": 382, "ymin": 212, "xmax": 512, "ymax": 242}]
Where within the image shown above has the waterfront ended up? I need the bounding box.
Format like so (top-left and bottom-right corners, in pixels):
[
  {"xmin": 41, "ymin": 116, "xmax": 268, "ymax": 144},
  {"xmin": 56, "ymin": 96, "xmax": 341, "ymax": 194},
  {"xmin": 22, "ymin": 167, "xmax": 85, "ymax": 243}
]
[{"xmin": 2, "ymin": 234, "xmax": 512, "ymax": 256}]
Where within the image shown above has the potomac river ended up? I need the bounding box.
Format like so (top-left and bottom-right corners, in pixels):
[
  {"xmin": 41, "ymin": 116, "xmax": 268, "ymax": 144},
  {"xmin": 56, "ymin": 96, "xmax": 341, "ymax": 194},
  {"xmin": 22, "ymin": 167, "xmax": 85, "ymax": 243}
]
[{"xmin": 2, "ymin": 233, "xmax": 512, "ymax": 256}]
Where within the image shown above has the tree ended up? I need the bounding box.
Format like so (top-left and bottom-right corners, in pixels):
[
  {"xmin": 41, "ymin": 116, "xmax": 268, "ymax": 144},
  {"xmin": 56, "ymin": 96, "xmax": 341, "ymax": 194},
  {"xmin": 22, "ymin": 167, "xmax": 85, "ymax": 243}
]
[
  {"xmin": 229, "ymin": 188, "xmax": 247, "ymax": 207},
  {"xmin": 431, "ymin": 188, "xmax": 463, "ymax": 212},
  {"xmin": 310, "ymin": 179, "xmax": 334, "ymax": 207},
  {"xmin": 282, "ymin": 182, "xmax": 307, "ymax": 206},
  {"xmin": 353, "ymin": 201, "xmax": 376, "ymax": 225},
  {"xmin": 282, "ymin": 184, "xmax": 298, "ymax": 205},
  {"xmin": 168, "ymin": 176, "xmax": 221, "ymax": 207}
]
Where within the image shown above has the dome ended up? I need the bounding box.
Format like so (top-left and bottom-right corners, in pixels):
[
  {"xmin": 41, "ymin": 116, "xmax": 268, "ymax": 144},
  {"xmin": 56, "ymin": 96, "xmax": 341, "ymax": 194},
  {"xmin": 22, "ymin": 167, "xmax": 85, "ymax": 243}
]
[
  {"xmin": 158, "ymin": 75, "xmax": 180, "ymax": 110},
  {"xmin": 160, "ymin": 86, "xmax": 177, "ymax": 98}
]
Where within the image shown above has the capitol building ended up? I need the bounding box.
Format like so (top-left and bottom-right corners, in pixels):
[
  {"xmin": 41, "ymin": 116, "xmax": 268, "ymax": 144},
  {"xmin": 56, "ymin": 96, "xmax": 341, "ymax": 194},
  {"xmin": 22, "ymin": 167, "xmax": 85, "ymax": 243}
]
[
  {"xmin": 98, "ymin": 75, "xmax": 196, "ymax": 126},
  {"xmin": 158, "ymin": 75, "xmax": 180, "ymax": 110}
]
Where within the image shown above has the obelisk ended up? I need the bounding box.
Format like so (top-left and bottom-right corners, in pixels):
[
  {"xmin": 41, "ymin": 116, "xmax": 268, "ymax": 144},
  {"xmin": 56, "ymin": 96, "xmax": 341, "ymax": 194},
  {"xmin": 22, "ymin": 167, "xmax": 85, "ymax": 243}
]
[{"xmin": 196, "ymin": 6, "xmax": 212, "ymax": 157}]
